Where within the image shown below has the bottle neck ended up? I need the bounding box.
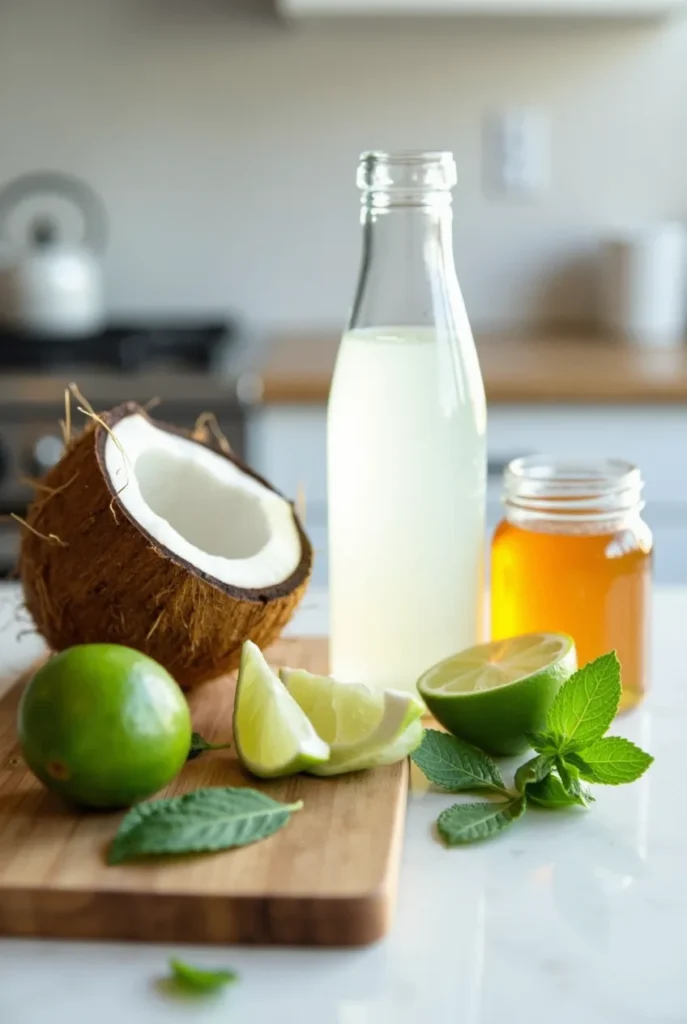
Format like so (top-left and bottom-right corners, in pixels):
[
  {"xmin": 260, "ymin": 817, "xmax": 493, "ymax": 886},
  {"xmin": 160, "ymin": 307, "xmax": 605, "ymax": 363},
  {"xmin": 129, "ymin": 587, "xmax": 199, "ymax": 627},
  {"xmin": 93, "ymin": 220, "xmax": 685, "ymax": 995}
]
[
  {"xmin": 347, "ymin": 151, "xmax": 464, "ymax": 335},
  {"xmin": 348, "ymin": 198, "xmax": 460, "ymax": 332}
]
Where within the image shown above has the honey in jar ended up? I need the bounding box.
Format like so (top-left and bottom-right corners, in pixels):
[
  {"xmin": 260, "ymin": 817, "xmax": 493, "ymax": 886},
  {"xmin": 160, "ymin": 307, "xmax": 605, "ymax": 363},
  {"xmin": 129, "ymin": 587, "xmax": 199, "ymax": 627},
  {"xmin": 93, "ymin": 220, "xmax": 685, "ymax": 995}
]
[{"xmin": 491, "ymin": 457, "xmax": 652, "ymax": 711}]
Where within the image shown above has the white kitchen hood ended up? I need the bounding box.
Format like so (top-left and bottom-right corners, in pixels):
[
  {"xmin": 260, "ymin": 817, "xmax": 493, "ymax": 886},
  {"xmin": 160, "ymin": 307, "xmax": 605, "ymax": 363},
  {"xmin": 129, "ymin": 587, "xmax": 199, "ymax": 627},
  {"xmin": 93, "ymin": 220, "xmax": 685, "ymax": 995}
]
[{"xmin": 279, "ymin": 0, "xmax": 684, "ymax": 18}]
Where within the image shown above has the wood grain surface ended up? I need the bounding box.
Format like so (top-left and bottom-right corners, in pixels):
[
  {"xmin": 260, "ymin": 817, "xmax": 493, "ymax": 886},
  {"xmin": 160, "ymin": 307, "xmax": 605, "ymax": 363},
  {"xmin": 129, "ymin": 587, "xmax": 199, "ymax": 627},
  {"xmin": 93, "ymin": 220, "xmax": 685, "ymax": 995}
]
[
  {"xmin": 0, "ymin": 637, "xmax": 408, "ymax": 947},
  {"xmin": 258, "ymin": 332, "xmax": 687, "ymax": 404}
]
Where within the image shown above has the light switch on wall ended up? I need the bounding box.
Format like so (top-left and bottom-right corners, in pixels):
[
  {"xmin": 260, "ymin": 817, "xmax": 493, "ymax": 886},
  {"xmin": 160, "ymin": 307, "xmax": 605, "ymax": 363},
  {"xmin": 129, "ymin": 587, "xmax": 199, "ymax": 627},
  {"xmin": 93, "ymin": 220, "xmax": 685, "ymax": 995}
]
[{"xmin": 483, "ymin": 108, "xmax": 551, "ymax": 200}]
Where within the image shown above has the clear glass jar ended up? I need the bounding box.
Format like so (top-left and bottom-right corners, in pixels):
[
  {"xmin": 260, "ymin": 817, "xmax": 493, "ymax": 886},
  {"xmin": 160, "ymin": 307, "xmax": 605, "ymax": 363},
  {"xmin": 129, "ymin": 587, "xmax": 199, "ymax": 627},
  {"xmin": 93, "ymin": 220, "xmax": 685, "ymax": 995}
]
[
  {"xmin": 327, "ymin": 151, "xmax": 486, "ymax": 692},
  {"xmin": 491, "ymin": 456, "xmax": 653, "ymax": 710}
]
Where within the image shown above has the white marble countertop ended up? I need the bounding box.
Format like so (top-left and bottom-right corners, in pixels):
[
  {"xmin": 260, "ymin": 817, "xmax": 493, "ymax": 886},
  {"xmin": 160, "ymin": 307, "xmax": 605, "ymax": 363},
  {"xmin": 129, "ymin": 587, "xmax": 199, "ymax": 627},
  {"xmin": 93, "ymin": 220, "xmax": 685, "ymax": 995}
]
[{"xmin": 0, "ymin": 583, "xmax": 684, "ymax": 1024}]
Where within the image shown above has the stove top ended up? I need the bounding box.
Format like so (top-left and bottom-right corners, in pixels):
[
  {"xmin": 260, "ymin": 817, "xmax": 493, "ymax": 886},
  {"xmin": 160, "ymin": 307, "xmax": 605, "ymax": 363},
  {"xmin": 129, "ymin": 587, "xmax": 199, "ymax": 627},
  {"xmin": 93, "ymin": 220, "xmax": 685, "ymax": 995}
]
[
  {"xmin": 0, "ymin": 320, "xmax": 237, "ymax": 373},
  {"xmin": 0, "ymin": 317, "xmax": 253, "ymax": 573}
]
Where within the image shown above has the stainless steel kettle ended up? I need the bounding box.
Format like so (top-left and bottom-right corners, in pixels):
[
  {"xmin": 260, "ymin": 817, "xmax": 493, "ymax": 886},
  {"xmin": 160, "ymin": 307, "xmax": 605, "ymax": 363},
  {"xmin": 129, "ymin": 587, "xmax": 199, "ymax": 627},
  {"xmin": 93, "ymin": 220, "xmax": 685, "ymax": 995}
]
[{"xmin": 0, "ymin": 171, "xmax": 108, "ymax": 338}]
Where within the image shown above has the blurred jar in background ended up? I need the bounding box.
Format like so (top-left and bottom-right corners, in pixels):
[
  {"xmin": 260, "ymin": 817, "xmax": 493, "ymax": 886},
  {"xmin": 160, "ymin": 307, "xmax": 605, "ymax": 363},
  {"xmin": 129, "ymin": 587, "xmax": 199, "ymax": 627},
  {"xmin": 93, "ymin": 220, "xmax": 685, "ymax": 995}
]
[
  {"xmin": 600, "ymin": 222, "xmax": 687, "ymax": 347},
  {"xmin": 491, "ymin": 457, "xmax": 653, "ymax": 711}
]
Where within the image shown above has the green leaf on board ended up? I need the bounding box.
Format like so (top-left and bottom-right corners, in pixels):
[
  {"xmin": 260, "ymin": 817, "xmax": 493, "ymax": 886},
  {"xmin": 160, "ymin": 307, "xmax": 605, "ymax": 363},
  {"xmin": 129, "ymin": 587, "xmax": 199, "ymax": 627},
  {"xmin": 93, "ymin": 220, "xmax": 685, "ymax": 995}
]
[
  {"xmin": 411, "ymin": 730, "xmax": 509, "ymax": 795},
  {"xmin": 187, "ymin": 733, "xmax": 232, "ymax": 761},
  {"xmin": 526, "ymin": 773, "xmax": 589, "ymax": 809},
  {"xmin": 168, "ymin": 959, "xmax": 239, "ymax": 993},
  {"xmin": 514, "ymin": 754, "xmax": 554, "ymax": 793},
  {"xmin": 108, "ymin": 787, "xmax": 302, "ymax": 864},
  {"xmin": 437, "ymin": 796, "xmax": 526, "ymax": 846},
  {"xmin": 545, "ymin": 652, "xmax": 622, "ymax": 752},
  {"xmin": 567, "ymin": 737, "xmax": 654, "ymax": 786}
]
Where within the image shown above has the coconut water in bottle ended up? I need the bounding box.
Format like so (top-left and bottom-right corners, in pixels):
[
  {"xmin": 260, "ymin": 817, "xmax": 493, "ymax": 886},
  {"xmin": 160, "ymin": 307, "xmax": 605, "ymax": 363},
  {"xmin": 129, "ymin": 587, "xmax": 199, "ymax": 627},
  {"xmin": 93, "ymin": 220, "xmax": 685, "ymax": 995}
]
[{"xmin": 328, "ymin": 151, "xmax": 486, "ymax": 693}]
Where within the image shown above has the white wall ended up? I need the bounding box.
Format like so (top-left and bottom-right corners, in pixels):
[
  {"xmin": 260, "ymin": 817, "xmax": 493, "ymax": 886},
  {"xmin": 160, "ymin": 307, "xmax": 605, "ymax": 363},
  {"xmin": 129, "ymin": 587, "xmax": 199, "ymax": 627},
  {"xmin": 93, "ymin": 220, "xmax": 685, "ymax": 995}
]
[{"xmin": 0, "ymin": 0, "xmax": 685, "ymax": 331}]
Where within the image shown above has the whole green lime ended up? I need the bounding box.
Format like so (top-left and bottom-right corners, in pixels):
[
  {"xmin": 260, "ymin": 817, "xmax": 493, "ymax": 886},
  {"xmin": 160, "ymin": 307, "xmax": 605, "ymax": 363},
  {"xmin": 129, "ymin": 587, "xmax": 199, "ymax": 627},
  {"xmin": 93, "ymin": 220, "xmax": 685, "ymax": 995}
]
[
  {"xmin": 18, "ymin": 644, "xmax": 192, "ymax": 809},
  {"xmin": 418, "ymin": 633, "xmax": 577, "ymax": 756}
]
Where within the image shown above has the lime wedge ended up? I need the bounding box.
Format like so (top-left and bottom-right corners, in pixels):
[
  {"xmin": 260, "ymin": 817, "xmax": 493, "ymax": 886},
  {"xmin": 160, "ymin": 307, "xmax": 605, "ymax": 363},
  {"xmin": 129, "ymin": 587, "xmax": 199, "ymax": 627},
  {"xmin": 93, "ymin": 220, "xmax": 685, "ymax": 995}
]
[
  {"xmin": 313, "ymin": 714, "xmax": 425, "ymax": 777},
  {"xmin": 280, "ymin": 668, "xmax": 425, "ymax": 776},
  {"xmin": 233, "ymin": 641, "xmax": 330, "ymax": 778},
  {"xmin": 417, "ymin": 633, "xmax": 577, "ymax": 756}
]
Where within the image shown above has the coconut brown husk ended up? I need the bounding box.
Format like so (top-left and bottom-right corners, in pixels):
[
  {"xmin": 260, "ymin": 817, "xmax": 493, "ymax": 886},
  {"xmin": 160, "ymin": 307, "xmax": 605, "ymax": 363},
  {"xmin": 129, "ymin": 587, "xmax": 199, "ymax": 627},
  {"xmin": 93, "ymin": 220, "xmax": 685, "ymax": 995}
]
[{"xmin": 18, "ymin": 402, "xmax": 312, "ymax": 689}]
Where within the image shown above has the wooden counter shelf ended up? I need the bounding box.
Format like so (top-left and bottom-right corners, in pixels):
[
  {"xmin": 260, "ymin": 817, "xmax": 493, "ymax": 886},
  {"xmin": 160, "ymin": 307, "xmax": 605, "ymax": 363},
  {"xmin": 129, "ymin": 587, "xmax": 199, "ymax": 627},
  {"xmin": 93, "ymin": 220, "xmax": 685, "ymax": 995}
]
[{"xmin": 257, "ymin": 332, "xmax": 687, "ymax": 405}]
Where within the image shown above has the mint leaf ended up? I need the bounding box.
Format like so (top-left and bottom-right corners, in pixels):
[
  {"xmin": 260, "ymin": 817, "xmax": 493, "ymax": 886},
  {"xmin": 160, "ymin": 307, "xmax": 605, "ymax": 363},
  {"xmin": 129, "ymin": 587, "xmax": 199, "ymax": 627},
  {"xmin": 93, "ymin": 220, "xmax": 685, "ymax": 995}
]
[
  {"xmin": 514, "ymin": 755, "xmax": 554, "ymax": 793},
  {"xmin": 545, "ymin": 652, "xmax": 621, "ymax": 752},
  {"xmin": 556, "ymin": 758, "xmax": 594, "ymax": 807},
  {"xmin": 529, "ymin": 732, "xmax": 559, "ymax": 756},
  {"xmin": 526, "ymin": 773, "xmax": 589, "ymax": 809},
  {"xmin": 568, "ymin": 737, "xmax": 653, "ymax": 785},
  {"xmin": 437, "ymin": 796, "xmax": 526, "ymax": 845},
  {"xmin": 169, "ymin": 959, "xmax": 238, "ymax": 993},
  {"xmin": 556, "ymin": 756, "xmax": 579, "ymax": 790},
  {"xmin": 187, "ymin": 733, "xmax": 232, "ymax": 761},
  {"xmin": 108, "ymin": 788, "xmax": 302, "ymax": 864},
  {"xmin": 412, "ymin": 730, "xmax": 508, "ymax": 796},
  {"xmin": 517, "ymin": 754, "xmax": 591, "ymax": 808}
]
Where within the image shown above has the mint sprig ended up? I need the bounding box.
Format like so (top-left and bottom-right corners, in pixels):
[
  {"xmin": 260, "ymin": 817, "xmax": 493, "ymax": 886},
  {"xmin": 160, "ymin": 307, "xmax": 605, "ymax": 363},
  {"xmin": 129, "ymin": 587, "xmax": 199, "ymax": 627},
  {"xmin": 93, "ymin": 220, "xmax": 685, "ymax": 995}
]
[
  {"xmin": 527, "ymin": 651, "xmax": 652, "ymax": 802},
  {"xmin": 412, "ymin": 651, "xmax": 653, "ymax": 845}
]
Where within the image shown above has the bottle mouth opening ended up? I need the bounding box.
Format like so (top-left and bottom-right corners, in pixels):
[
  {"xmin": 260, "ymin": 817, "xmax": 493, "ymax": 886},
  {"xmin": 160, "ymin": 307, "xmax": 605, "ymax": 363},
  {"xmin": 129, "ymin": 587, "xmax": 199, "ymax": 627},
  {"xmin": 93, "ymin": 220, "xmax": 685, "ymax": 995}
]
[
  {"xmin": 503, "ymin": 456, "xmax": 644, "ymax": 523},
  {"xmin": 357, "ymin": 150, "xmax": 457, "ymax": 201}
]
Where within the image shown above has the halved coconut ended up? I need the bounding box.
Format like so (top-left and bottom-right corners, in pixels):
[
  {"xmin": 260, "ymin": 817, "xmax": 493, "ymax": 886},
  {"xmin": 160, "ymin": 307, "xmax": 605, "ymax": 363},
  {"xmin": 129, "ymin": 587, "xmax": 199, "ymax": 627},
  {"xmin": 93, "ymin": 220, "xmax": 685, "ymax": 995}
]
[{"xmin": 19, "ymin": 402, "xmax": 312, "ymax": 688}]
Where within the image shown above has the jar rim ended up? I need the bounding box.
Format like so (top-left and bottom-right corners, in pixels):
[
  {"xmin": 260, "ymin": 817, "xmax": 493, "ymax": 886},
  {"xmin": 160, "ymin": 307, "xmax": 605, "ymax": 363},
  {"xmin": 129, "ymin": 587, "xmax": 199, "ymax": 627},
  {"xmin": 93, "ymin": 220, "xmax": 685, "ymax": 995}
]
[
  {"xmin": 503, "ymin": 455, "xmax": 644, "ymax": 524},
  {"xmin": 506, "ymin": 455, "xmax": 641, "ymax": 492}
]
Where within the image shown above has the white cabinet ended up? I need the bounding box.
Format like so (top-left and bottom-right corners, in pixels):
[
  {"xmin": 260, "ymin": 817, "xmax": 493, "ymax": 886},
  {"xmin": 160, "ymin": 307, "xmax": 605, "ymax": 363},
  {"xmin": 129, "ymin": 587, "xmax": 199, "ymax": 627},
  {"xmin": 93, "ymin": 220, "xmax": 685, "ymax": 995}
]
[
  {"xmin": 248, "ymin": 406, "xmax": 328, "ymax": 511},
  {"xmin": 247, "ymin": 407, "xmax": 329, "ymax": 586},
  {"xmin": 279, "ymin": 0, "xmax": 684, "ymax": 18},
  {"xmin": 247, "ymin": 403, "xmax": 687, "ymax": 584}
]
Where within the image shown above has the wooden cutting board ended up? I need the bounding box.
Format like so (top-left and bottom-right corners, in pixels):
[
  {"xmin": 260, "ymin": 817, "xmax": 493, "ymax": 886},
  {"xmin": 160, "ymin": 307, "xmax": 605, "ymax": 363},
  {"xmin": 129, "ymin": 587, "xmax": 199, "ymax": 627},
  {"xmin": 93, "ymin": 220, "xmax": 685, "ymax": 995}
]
[{"xmin": 0, "ymin": 637, "xmax": 408, "ymax": 947}]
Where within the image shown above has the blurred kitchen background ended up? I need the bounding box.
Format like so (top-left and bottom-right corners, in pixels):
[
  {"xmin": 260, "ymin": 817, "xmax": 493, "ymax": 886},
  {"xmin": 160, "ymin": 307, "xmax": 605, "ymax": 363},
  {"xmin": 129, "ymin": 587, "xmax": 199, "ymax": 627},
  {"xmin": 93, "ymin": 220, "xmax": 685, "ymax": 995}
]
[{"xmin": 1, "ymin": 0, "xmax": 687, "ymax": 582}]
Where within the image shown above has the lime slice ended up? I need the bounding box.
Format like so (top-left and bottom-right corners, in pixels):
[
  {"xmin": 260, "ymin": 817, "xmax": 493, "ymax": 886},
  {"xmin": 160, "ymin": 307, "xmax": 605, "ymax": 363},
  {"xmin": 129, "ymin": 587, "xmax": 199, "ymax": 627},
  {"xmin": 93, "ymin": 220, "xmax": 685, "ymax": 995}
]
[
  {"xmin": 280, "ymin": 668, "xmax": 425, "ymax": 776},
  {"xmin": 233, "ymin": 641, "xmax": 330, "ymax": 778},
  {"xmin": 417, "ymin": 633, "xmax": 577, "ymax": 756}
]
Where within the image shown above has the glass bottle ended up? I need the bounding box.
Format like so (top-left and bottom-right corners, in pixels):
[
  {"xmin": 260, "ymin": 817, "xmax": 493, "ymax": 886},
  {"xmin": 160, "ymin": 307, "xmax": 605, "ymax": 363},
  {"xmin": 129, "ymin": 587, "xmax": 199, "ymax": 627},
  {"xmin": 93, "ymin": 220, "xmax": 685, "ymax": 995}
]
[
  {"xmin": 491, "ymin": 456, "xmax": 653, "ymax": 710},
  {"xmin": 327, "ymin": 151, "xmax": 487, "ymax": 693}
]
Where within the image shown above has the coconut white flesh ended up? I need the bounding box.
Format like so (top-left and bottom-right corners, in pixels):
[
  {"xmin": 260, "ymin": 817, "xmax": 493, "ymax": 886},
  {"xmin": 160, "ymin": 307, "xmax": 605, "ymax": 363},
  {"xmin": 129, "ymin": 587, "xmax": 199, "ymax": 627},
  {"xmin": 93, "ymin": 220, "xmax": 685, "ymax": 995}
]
[{"xmin": 104, "ymin": 413, "xmax": 303, "ymax": 590}]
